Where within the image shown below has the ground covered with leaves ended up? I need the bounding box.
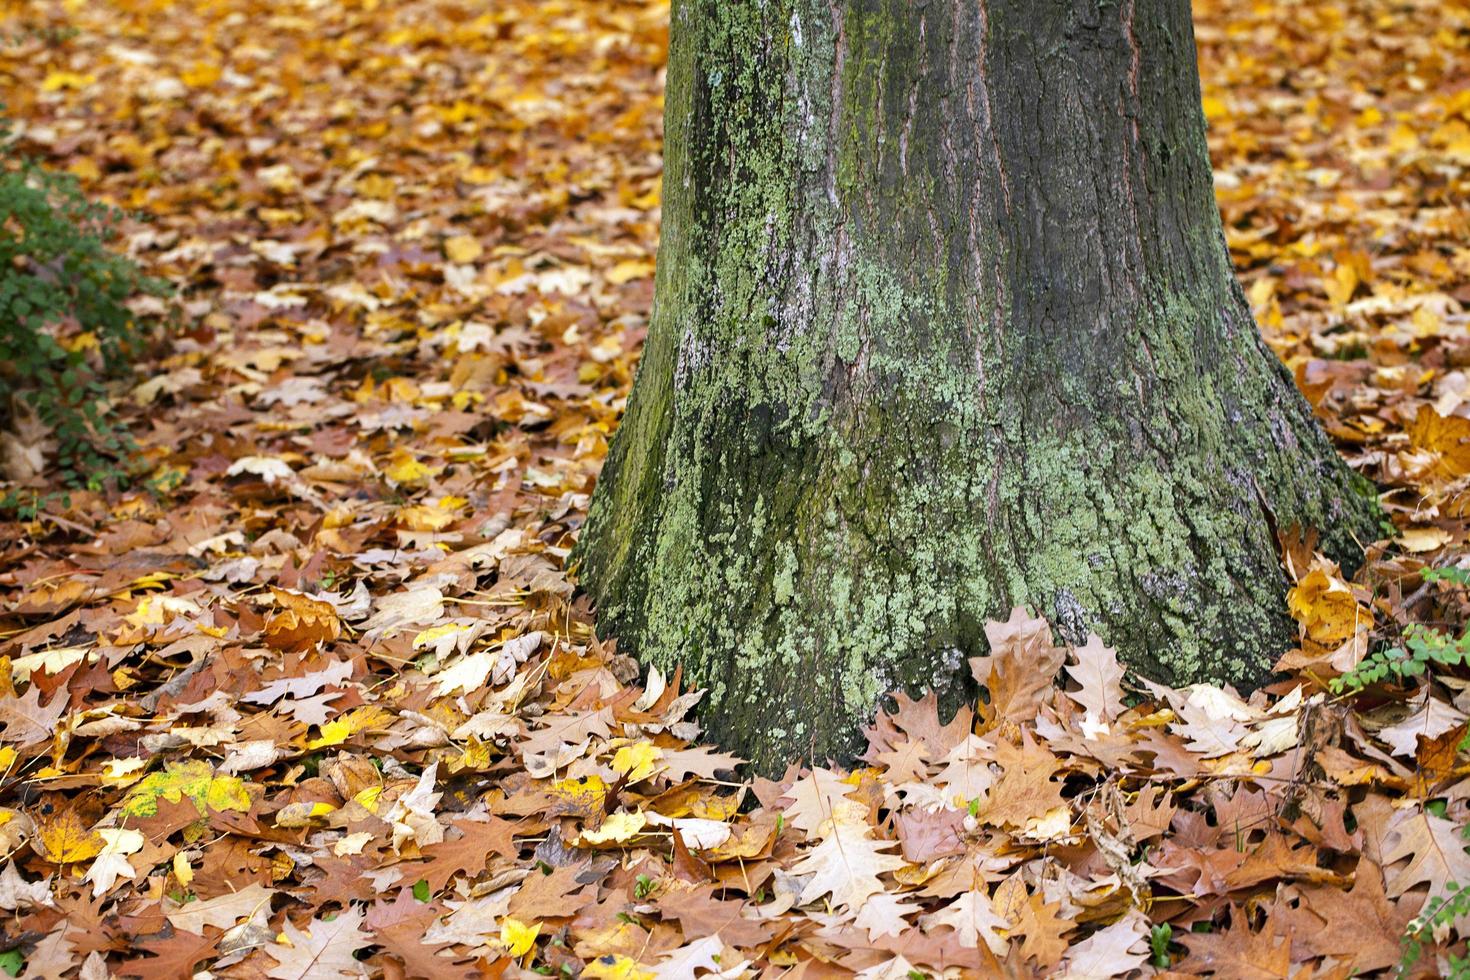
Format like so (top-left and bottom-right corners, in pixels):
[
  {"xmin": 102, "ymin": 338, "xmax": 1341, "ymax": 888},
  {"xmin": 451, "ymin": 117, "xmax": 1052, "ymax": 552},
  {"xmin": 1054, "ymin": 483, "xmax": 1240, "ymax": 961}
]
[{"xmin": 0, "ymin": 0, "xmax": 1468, "ymax": 976}]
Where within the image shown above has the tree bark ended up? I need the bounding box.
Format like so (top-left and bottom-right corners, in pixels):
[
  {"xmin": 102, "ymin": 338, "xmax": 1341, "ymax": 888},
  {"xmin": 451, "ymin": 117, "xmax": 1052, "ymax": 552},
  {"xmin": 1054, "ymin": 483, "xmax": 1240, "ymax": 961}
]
[{"xmin": 572, "ymin": 0, "xmax": 1380, "ymax": 773}]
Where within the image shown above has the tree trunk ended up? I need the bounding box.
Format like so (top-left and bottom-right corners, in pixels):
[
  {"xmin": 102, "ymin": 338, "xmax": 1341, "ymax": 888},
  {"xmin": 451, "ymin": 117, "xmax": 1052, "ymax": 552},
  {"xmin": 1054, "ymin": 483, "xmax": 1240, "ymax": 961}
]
[{"xmin": 572, "ymin": 0, "xmax": 1380, "ymax": 773}]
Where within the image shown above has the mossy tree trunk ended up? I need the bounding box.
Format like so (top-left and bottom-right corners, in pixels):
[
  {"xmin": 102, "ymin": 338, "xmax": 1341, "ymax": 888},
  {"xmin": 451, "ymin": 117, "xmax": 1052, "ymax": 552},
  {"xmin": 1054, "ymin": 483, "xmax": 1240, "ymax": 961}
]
[{"xmin": 572, "ymin": 0, "xmax": 1380, "ymax": 773}]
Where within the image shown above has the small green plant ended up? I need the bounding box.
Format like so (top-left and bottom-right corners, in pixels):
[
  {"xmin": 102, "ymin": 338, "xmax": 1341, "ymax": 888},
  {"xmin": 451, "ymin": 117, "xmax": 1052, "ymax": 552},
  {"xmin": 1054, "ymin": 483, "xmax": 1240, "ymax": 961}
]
[
  {"xmin": 0, "ymin": 109, "xmax": 171, "ymax": 497},
  {"xmin": 1150, "ymin": 923, "xmax": 1173, "ymax": 969},
  {"xmin": 1332, "ymin": 566, "xmax": 1470, "ymax": 693},
  {"xmin": 1401, "ymin": 879, "xmax": 1470, "ymax": 977},
  {"xmin": 1332, "ymin": 622, "xmax": 1470, "ymax": 693}
]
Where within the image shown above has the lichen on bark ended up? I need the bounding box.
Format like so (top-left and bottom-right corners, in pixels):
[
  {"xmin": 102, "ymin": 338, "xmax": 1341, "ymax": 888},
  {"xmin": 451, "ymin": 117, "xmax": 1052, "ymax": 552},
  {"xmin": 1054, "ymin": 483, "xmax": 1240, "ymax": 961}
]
[{"xmin": 571, "ymin": 0, "xmax": 1381, "ymax": 774}]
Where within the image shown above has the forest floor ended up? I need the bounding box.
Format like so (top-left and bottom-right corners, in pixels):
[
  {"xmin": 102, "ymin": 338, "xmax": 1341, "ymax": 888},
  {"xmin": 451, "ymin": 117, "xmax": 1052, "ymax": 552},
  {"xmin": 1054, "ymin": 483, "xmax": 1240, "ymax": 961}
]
[{"xmin": 0, "ymin": 0, "xmax": 1468, "ymax": 976}]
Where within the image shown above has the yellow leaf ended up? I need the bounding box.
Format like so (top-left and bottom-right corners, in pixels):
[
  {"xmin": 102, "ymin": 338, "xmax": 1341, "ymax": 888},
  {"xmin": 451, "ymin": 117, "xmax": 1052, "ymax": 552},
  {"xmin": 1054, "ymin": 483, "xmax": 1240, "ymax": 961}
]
[
  {"xmin": 119, "ymin": 759, "xmax": 251, "ymax": 819},
  {"xmin": 606, "ymin": 259, "xmax": 655, "ymax": 285},
  {"xmin": 578, "ymin": 810, "xmax": 647, "ymax": 847},
  {"xmin": 181, "ymin": 61, "xmax": 220, "ymax": 87},
  {"xmin": 1400, "ymin": 527, "xmax": 1452, "ymax": 554},
  {"xmin": 35, "ymin": 809, "xmax": 103, "ymax": 865},
  {"xmin": 307, "ymin": 705, "xmax": 393, "ymax": 749},
  {"xmin": 41, "ymin": 71, "xmax": 95, "ymax": 92},
  {"xmin": 60, "ymin": 331, "xmax": 98, "ymax": 353},
  {"xmin": 100, "ymin": 757, "xmax": 148, "ymax": 786},
  {"xmin": 448, "ymin": 737, "xmax": 493, "ymax": 773},
  {"xmin": 123, "ymin": 594, "xmax": 201, "ymax": 629},
  {"xmin": 172, "ymin": 851, "xmax": 193, "ymax": 888},
  {"xmin": 582, "ymin": 955, "xmax": 655, "ymax": 980},
  {"xmin": 1287, "ymin": 568, "xmax": 1366, "ymax": 646},
  {"xmin": 550, "ymin": 775, "xmax": 607, "ymax": 815},
  {"xmin": 1389, "ymin": 122, "xmax": 1420, "ymax": 154},
  {"xmin": 412, "ymin": 623, "xmax": 469, "ymax": 649},
  {"xmin": 352, "ymin": 786, "xmax": 383, "ymax": 814},
  {"xmin": 611, "ymin": 741, "xmax": 661, "ymax": 784},
  {"xmin": 445, "ymin": 235, "xmax": 484, "ymax": 264},
  {"xmin": 499, "ymin": 917, "xmax": 540, "ymax": 956},
  {"xmin": 1409, "ymin": 405, "xmax": 1470, "ymax": 476},
  {"xmin": 1324, "ymin": 262, "xmax": 1358, "ymax": 309},
  {"xmin": 274, "ymin": 801, "xmax": 338, "ymax": 828},
  {"xmin": 383, "ymin": 448, "xmax": 438, "ymax": 487},
  {"xmin": 67, "ymin": 158, "xmax": 101, "ymax": 182},
  {"xmin": 397, "ymin": 504, "xmax": 456, "ymax": 532}
]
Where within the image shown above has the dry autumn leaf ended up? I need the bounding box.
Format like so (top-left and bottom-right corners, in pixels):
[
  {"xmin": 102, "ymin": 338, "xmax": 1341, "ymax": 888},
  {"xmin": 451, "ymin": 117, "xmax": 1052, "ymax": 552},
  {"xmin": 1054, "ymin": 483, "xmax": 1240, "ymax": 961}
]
[{"xmin": 0, "ymin": 0, "xmax": 1467, "ymax": 976}]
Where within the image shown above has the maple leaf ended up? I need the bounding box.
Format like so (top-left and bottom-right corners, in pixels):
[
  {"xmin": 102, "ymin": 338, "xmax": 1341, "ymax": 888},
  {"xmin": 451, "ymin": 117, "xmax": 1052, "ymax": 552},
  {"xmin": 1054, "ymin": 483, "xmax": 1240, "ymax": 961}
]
[
  {"xmin": 1177, "ymin": 910, "xmax": 1294, "ymax": 980},
  {"xmin": 1168, "ymin": 693, "xmax": 1250, "ymax": 758},
  {"xmin": 373, "ymin": 913, "xmax": 477, "ymax": 979},
  {"xmin": 653, "ymin": 745, "xmax": 745, "ymax": 782},
  {"xmin": 660, "ymin": 884, "xmax": 774, "ymax": 947},
  {"xmin": 981, "ymin": 732, "xmax": 1067, "ymax": 828},
  {"xmin": 119, "ymin": 759, "xmax": 251, "ymax": 818},
  {"xmin": 263, "ymin": 588, "xmax": 342, "ymax": 651},
  {"xmin": 853, "ymin": 892, "xmax": 922, "ymax": 941},
  {"xmin": 992, "ymin": 875, "xmax": 1071, "ymax": 970},
  {"xmin": 895, "ymin": 807, "xmax": 968, "ymax": 863},
  {"xmin": 84, "ymin": 827, "xmax": 144, "ymax": 897},
  {"xmin": 788, "ymin": 819, "xmax": 907, "ymax": 911},
  {"xmin": 265, "ymin": 905, "xmax": 371, "ymax": 979},
  {"xmin": 872, "ymin": 736, "xmax": 932, "ymax": 785},
  {"xmin": 931, "ymin": 733, "xmax": 996, "ymax": 806},
  {"xmin": 868, "ymin": 689, "xmax": 974, "ymax": 759},
  {"xmin": 33, "ymin": 808, "xmax": 104, "ymax": 865},
  {"xmin": 509, "ymin": 863, "xmax": 595, "ymax": 919},
  {"xmin": 414, "ymin": 816, "xmax": 520, "ymax": 890}
]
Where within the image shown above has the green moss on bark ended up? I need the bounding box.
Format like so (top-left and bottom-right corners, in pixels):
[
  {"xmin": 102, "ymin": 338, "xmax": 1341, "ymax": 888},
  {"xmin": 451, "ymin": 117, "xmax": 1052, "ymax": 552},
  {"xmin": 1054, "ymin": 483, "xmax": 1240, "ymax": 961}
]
[{"xmin": 571, "ymin": 0, "xmax": 1382, "ymax": 774}]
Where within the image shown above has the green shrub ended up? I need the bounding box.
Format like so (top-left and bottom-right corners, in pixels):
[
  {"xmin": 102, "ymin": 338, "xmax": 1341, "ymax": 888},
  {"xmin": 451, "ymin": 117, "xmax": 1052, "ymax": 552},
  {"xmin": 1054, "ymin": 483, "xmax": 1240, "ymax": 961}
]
[{"xmin": 0, "ymin": 111, "xmax": 171, "ymax": 499}]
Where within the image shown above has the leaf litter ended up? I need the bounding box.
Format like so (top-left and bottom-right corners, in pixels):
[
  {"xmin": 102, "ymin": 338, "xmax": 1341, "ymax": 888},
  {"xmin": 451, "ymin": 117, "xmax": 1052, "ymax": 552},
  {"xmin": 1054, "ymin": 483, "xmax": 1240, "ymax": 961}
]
[{"xmin": 0, "ymin": 0, "xmax": 1469, "ymax": 975}]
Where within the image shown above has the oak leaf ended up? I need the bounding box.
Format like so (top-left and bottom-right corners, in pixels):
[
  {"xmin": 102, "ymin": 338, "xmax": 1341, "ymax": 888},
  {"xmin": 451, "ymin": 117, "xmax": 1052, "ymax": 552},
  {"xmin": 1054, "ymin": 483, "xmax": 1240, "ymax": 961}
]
[
  {"xmin": 788, "ymin": 819, "xmax": 907, "ymax": 911},
  {"xmin": 917, "ymin": 889, "xmax": 1010, "ymax": 954},
  {"xmin": 972, "ymin": 609, "xmax": 1066, "ymax": 732},
  {"xmin": 1380, "ymin": 808, "xmax": 1470, "ymax": 897},
  {"xmin": 1064, "ymin": 635, "xmax": 1126, "ymax": 723},
  {"xmin": 0, "ymin": 686, "xmax": 67, "ymax": 745},
  {"xmin": 1059, "ymin": 909, "xmax": 1150, "ymax": 979}
]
